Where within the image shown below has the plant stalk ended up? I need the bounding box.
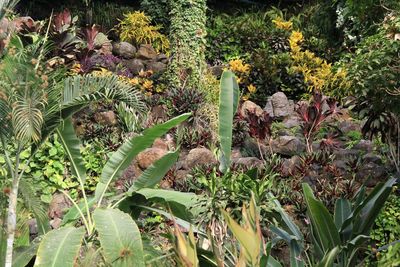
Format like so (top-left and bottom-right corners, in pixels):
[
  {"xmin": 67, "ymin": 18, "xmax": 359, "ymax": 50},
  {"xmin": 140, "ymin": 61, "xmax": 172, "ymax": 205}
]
[{"xmin": 4, "ymin": 143, "xmax": 22, "ymax": 267}]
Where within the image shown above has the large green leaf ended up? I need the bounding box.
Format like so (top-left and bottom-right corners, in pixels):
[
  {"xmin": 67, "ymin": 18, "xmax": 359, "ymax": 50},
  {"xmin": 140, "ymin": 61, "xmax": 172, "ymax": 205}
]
[
  {"xmin": 127, "ymin": 150, "xmax": 180, "ymax": 194},
  {"xmin": 134, "ymin": 188, "xmax": 199, "ymax": 220},
  {"xmin": 95, "ymin": 113, "xmax": 190, "ymax": 203},
  {"xmin": 315, "ymin": 247, "xmax": 340, "ymax": 267},
  {"xmin": 352, "ymin": 178, "xmax": 396, "ymax": 235},
  {"xmin": 218, "ymin": 70, "xmax": 239, "ymax": 173},
  {"xmin": 13, "ymin": 240, "xmax": 40, "ymax": 267},
  {"xmin": 302, "ymin": 183, "xmax": 341, "ymax": 254},
  {"xmin": 334, "ymin": 198, "xmax": 351, "ymax": 231},
  {"xmin": 93, "ymin": 208, "xmax": 145, "ymax": 267},
  {"xmin": 57, "ymin": 118, "xmax": 87, "ymax": 184},
  {"xmin": 34, "ymin": 227, "xmax": 85, "ymax": 267}
]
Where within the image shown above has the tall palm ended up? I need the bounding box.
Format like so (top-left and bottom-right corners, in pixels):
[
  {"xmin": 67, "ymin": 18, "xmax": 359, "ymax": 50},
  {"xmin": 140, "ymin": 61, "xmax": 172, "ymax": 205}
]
[{"xmin": 0, "ymin": 34, "xmax": 145, "ymax": 267}]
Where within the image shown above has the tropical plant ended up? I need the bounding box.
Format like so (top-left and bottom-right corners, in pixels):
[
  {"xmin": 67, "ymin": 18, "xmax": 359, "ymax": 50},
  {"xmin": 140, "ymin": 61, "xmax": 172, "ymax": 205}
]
[
  {"xmin": 0, "ymin": 32, "xmax": 145, "ymax": 266},
  {"xmin": 32, "ymin": 113, "xmax": 190, "ymax": 267},
  {"xmin": 218, "ymin": 70, "xmax": 240, "ymax": 173},
  {"xmin": 301, "ymin": 178, "xmax": 396, "ymax": 266},
  {"xmin": 296, "ymin": 92, "xmax": 339, "ymax": 153},
  {"xmin": 173, "ymin": 194, "xmax": 282, "ymax": 267},
  {"xmin": 116, "ymin": 11, "xmax": 169, "ymax": 54}
]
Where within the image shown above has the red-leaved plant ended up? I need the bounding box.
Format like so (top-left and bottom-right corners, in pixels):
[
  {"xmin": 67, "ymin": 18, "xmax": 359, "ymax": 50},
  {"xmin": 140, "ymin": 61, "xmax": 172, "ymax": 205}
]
[{"xmin": 296, "ymin": 92, "xmax": 339, "ymax": 153}]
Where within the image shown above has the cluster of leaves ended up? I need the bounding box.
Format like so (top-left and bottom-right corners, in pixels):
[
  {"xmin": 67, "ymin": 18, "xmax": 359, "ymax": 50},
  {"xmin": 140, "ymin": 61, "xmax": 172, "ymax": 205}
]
[{"xmin": 116, "ymin": 11, "xmax": 170, "ymax": 54}]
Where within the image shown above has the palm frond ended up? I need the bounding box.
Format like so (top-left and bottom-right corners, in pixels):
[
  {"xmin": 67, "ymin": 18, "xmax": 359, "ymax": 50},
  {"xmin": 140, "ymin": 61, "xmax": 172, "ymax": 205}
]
[
  {"xmin": 19, "ymin": 180, "xmax": 50, "ymax": 235},
  {"xmin": 0, "ymin": 0, "xmax": 20, "ymax": 20},
  {"xmin": 12, "ymin": 98, "xmax": 44, "ymax": 143}
]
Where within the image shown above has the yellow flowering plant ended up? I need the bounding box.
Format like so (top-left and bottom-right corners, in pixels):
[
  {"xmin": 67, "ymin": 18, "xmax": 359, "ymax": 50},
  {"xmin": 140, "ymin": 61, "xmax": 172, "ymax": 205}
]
[{"xmin": 228, "ymin": 58, "xmax": 257, "ymax": 100}]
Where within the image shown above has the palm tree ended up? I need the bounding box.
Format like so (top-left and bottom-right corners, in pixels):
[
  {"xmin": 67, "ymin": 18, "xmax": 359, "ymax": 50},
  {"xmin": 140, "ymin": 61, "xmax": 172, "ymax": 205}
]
[{"xmin": 0, "ymin": 34, "xmax": 145, "ymax": 266}]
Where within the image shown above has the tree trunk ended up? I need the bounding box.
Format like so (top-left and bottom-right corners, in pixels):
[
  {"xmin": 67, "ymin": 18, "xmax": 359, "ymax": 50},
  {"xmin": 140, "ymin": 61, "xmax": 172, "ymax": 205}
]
[{"xmin": 5, "ymin": 175, "xmax": 20, "ymax": 267}]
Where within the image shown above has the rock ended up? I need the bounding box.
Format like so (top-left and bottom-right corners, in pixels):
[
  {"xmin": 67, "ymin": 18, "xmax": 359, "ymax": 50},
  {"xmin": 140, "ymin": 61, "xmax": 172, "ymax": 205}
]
[
  {"xmin": 94, "ymin": 111, "xmax": 118, "ymax": 126},
  {"xmin": 152, "ymin": 138, "xmax": 169, "ymax": 150},
  {"xmin": 240, "ymin": 100, "xmax": 264, "ymax": 118},
  {"xmin": 232, "ymin": 157, "xmax": 264, "ymax": 169},
  {"xmin": 146, "ymin": 61, "xmax": 167, "ymax": 73},
  {"xmin": 243, "ymin": 138, "xmax": 269, "ymax": 158},
  {"xmin": 117, "ymin": 160, "xmax": 142, "ymax": 191},
  {"xmin": 123, "ymin": 59, "xmax": 145, "ymax": 75},
  {"xmin": 333, "ymin": 149, "xmax": 360, "ymax": 161},
  {"xmin": 156, "ymin": 53, "xmax": 168, "ymax": 63},
  {"xmin": 337, "ymin": 120, "xmax": 361, "ymax": 135},
  {"xmin": 281, "ymin": 155, "xmax": 301, "ymax": 177},
  {"xmin": 271, "ymin": 92, "xmax": 292, "ymax": 119},
  {"xmin": 137, "ymin": 44, "xmax": 157, "ymax": 60},
  {"xmin": 185, "ymin": 148, "xmax": 217, "ymax": 169},
  {"xmin": 271, "ymin": 136, "xmax": 305, "ymax": 156},
  {"xmin": 264, "ymin": 98, "xmax": 274, "ymax": 116},
  {"xmin": 353, "ymin": 139, "xmax": 373, "ymax": 153},
  {"xmin": 28, "ymin": 218, "xmax": 38, "ymax": 235},
  {"xmin": 356, "ymin": 162, "xmax": 387, "ymax": 186},
  {"xmin": 48, "ymin": 193, "xmax": 72, "ymax": 219},
  {"xmin": 175, "ymin": 169, "xmax": 190, "ymax": 180},
  {"xmin": 137, "ymin": 148, "xmax": 167, "ymax": 169},
  {"xmin": 210, "ymin": 65, "xmax": 224, "ymax": 77},
  {"xmin": 50, "ymin": 218, "xmax": 62, "ymax": 229},
  {"xmin": 282, "ymin": 114, "xmax": 300, "ymax": 129},
  {"xmin": 147, "ymin": 105, "xmax": 169, "ymax": 124},
  {"xmin": 363, "ymin": 153, "xmax": 383, "ymax": 165},
  {"xmin": 113, "ymin": 42, "xmax": 136, "ymax": 59},
  {"xmin": 232, "ymin": 148, "xmax": 242, "ymax": 159}
]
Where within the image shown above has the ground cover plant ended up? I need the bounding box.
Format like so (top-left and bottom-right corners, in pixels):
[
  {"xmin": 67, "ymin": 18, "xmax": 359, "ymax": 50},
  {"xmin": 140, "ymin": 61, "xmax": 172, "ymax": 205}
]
[{"xmin": 0, "ymin": 0, "xmax": 400, "ymax": 266}]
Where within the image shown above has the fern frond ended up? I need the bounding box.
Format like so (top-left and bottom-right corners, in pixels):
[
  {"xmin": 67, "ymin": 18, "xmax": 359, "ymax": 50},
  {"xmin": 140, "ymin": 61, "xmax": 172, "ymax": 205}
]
[{"xmin": 19, "ymin": 180, "xmax": 50, "ymax": 235}]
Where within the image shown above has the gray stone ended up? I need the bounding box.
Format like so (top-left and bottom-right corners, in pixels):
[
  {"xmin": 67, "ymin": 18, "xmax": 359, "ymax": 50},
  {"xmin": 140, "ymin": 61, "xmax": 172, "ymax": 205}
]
[
  {"xmin": 50, "ymin": 218, "xmax": 62, "ymax": 229},
  {"xmin": 240, "ymin": 100, "xmax": 264, "ymax": 118},
  {"xmin": 185, "ymin": 148, "xmax": 217, "ymax": 169},
  {"xmin": 271, "ymin": 92, "xmax": 291, "ymax": 119},
  {"xmin": 94, "ymin": 111, "xmax": 118, "ymax": 126},
  {"xmin": 264, "ymin": 98, "xmax": 274, "ymax": 116},
  {"xmin": 113, "ymin": 42, "xmax": 136, "ymax": 59},
  {"xmin": 232, "ymin": 157, "xmax": 264, "ymax": 169},
  {"xmin": 123, "ymin": 59, "xmax": 145, "ymax": 74},
  {"xmin": 28, "ymin": 218, "xmax": 38, "ymax": 235},
  {"xmin": 363, "ymin": 153, "xmax": 383, "ymax": 165},
  {"xmin": 356, "ymin": 162, "xmax": 387, "ymax": 186},
  {"xmin": 48, "ymin": 193, "xmax": 72, "ymax": 219},
  {"xmin": 333, "ymin": 149, "xmax": 360, "ymax": 161},
  {"xmin": 146, "ymin": 61, "xmax": 167, "ymax": 73},
  {"xmin": 353, "ymin": 139, "xmax": 373, "ymax": 153},
  {"xmin": 338, "ymin": 120, "xmax": 361, "ymax": 134},
  {"xmin": 210, "ymin": 65, "xmax": 224, "ymax": 77},
  {"xmin": 137, "ymin": 44, "xmax": 157, "ymax": 60},
  {"xmin": 282, "ymin": 114, "xmax": 300, "ymax": 129},
  {"xmin": 271, "ymin": 136, "xmax": 306, "ymax": 156},
  {"xmin": 156, "ymin": 53, "xmax": 168, "ymax": 63}
]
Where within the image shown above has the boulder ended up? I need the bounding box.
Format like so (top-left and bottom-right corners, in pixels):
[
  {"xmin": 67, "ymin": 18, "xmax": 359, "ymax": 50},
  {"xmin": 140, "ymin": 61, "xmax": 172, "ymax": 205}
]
[
  {"xmin": 333, "ymin": 149, "xmax": 360, "ymax": 161},
  {"xmin": 362, "ymin": 153, "xmax": 383, "ymax": 165},
  {"xmin": 232, "ymin": 157, "xmax": 264, "ymax": 169},
  {"xmin": 28, "ymin": 218, "xmax": 38, "ymax": 235},
  {"xmin": 137, "ymin": 148, "xmax": 167, "ymax": 169},
  {"xmin": 123, "ymin": 59, "xmax": 145, "ymax": 75},
  {"xmin": 137, "ymin": 44, "xmax": 157, "ymax": 60},
  {"xmin": 356, "ymin": 162, "xmax": 387, "ymax": 186},
  {"xmin": 271, "ymin": 136, "xmax": 305, "ymax": 156},
  {"xmin": 156, "ymin": 53, "xmax": 168, "ymax": 63},
  {"xmin": 281, "ymin": 155, "xmax": 301, "ymax": 177},
  {"xmin": 269, "ymin": 92, "xmax": 292, "ymax": 119},
  {"xmin": 48, "ymin": 193, "xmax": 72, "ymax": 219},
  {"xmin": 337, "ymin": 120, "xmax": 361, "ymax": 135},
  {"xmin": 152, "ymin": 138, "xmax": 169, "ymax": 150},
  {"xmin": 113, "ymin": 42, "xmax": 136, "ymax": 59},
  {"xmin": 185, "ymin": 148, "xmax": 217, "ymax": 169},
  {"xmin": 146, "ymin": 61, "xmax": 167, "ymax": 73},
  {"xmin": 240, "ymin": 100, "xmax": 264, "ymax": 118},
  {"xmin": 117, "ymin": 160, "xmax": 142, "ymax": 191},
  {"xmin": 353, "ymin": 139, "xmax": 373, "ymax": 153},
  {"xmin": 94, "ymin": 111, "xmax": 118, "ymax": 126}
]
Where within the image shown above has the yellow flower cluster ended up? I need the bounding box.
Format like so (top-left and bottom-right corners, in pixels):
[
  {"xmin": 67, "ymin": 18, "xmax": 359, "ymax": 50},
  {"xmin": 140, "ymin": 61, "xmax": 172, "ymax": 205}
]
[
  {"xmin": 229, "ymin": 59, "xmax": 251, "ymax": 75},
  {"xmin": 272, "ymin": 17, "xmax": 293, "ymax": 31},
  {"xmin": 228, "ymin": 58, "xmax": 257, "ymax": 100},
  {"xmin": 287, "ymin": 29, "xmax": 349, "ymax": 93}
]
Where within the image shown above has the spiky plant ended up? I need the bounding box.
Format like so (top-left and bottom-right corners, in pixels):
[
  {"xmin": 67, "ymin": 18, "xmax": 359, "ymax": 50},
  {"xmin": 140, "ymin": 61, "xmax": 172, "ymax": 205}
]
[{"xmin": 0, "ymin": 34, "xmax": 145, "ymax": 266}]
